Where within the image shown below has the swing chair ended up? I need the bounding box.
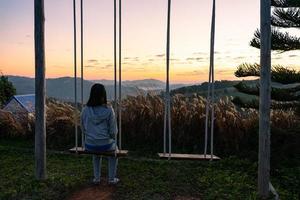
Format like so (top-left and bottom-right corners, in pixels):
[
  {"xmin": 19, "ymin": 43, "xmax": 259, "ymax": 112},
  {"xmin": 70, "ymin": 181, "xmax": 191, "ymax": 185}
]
[
  {"xmin": 69, "ymin": 0, "xmax": 128, "ymax": 157},
  {"xmin": 158, "ymin": 0, "xmax": 220, "ymax": 161}
]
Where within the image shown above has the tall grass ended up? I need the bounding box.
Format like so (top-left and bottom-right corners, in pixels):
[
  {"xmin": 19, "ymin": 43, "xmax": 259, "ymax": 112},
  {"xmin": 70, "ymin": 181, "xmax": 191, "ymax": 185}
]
[{"xmin": 1, "ymin": 95, "xmax": 299, "ymax": 159}]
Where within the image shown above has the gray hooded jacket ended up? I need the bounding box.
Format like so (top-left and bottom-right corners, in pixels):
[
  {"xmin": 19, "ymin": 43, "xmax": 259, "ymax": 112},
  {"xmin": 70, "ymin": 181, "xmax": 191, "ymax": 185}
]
[{"xmin": 80, "ymin": 105, "xmax": 118, "ymax": 146}]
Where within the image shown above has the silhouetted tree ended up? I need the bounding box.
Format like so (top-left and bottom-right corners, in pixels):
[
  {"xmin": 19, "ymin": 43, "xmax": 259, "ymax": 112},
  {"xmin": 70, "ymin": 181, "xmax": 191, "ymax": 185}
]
[
  {"xmin": 251, "ymin": 0, "xmax": 300, "ymax": 51},
  {"xmin": 0, "ymin": 75, "xmax": 16, "ymax": 106}
]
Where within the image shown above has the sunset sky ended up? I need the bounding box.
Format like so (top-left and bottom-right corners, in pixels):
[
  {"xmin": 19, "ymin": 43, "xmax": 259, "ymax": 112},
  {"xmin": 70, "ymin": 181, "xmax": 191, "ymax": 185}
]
[{"xmin": 1, "ymin": 0, "xmax": 299, "ymax": 83}]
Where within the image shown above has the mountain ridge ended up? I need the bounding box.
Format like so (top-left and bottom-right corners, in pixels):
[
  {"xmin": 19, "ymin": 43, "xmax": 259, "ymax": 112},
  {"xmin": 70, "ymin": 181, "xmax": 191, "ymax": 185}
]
[{"xmin": 7, "ymin": 76, "xmax": 187, "ymax": 102}]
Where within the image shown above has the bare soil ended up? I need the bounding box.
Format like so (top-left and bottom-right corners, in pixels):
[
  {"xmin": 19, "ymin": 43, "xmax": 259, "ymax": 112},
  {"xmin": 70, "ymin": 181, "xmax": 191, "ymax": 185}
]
[{"xmin": 67, "ymin": 183, "xmax": 115, "ymax": 200}]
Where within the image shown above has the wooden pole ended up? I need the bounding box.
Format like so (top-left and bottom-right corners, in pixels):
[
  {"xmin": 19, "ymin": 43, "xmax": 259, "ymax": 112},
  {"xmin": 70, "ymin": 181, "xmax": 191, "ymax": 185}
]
[
  {"xmin": 258, "ymin": 0, "xmax": 271, "ymax": 198},
  {"xmin": 34, "ymin": 0, "xmax": 46, "ymax": 180}
]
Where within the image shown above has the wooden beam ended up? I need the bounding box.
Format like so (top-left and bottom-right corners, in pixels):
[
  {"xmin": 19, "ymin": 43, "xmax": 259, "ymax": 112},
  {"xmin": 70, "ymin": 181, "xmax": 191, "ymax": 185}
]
[
  {"xmin": 158, "ymin": 153, "xmax": 220, "ymax": 161},
  {"xmin": 69, "ymin": 147, "xmax": 128, "ymax": 157},
  {"xmin": 34, "ymin": 0, "xmax": 46, "ymax": 180},
  {"xmin": 258, "ymin": 0, "xmax": 272, "ymax": 198}
]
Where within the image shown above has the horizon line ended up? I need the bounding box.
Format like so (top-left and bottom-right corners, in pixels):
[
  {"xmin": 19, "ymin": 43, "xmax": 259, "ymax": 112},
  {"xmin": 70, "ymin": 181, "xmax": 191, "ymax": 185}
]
[{"xmin": 6, "ymin": 74, "xmax": 253, "ymax": 84}]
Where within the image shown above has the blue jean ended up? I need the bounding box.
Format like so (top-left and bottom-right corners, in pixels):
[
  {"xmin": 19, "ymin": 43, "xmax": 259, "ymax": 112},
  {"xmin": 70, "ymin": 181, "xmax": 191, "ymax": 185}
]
[{"xmin": 86, "ymin": 143, "xmax": 118, "ymax": 182}]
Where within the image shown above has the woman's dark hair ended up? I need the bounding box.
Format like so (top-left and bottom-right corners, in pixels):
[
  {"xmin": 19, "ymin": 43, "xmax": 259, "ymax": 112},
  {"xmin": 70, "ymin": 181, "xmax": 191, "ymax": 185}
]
[{"xmin": 86, "ymin": 84, "xmax": 107, "ymax": 107}]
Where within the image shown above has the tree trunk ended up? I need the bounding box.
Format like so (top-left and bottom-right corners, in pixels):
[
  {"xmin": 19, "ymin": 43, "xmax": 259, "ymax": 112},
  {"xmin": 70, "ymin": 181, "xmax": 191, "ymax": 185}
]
[
  {"xmin": 258, "ymin": 0, "xmax": 271, "ymax": 198},
  {"xmin": 34, "ymin": 0, "xmax": 46, "ymax": 180}
]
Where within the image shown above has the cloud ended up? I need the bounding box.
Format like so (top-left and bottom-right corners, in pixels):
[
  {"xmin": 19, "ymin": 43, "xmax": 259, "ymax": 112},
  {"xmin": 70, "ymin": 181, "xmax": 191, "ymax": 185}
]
[
  {"xmin": 289, "ymin": 55, "xmax": 298, "ymax": 58},
  {"xmin": 86, "ymin": 59, "xmax": 101, "ymax": 67},
  {"xmin": 124, "ymin": 57, "xmax": 140, "ymax": 61},
  {"xmin": 88, "ymin": 59, "xmax": 99, "ymax": 64},
  {"xmin": 155, "ymin": 54, "xmax": 165, "ymax": 57},
  {"xmin": 122, "ymin": 62, "xmax": 134, "ymax": 65},
  {"xmin": 215, "ymin": 69, "xmax": 235, "ymax": 76},
  {"xmin": 193, "ymin": 52, "xmax": 207, "ymax": 56},
  {"xmin": 178, "ymin": 69, "xmax": 235, "ymax": 77},
  {"xmin": 235, "ymin": 56, "xmax": 246, "ymax": 60},
  {"xmin": 25, "ymin": 34, "xmax": 31, "ymax": 38},
  {"xmin": 176, "ymin": 70, "xmax": 202, "ymax": 77},
  {"xmin": 186, "ymin": 57, "xmax": 204, "ymax": 61},
  {"xmin": 176, "ymin": 61, "xmax": 190, "ymax": 65},
  {"xmin": 123, "ymin": 66, "xmax": 146, "ymax": 72},
  {"xmin": 89, "ymin": 64, "xmax": 113, "ymax": 70}
]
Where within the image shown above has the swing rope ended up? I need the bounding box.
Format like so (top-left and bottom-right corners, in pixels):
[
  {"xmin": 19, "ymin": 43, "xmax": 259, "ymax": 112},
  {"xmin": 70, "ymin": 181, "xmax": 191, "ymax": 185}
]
[
  {"xmin": 73, "ymin": 0, "xmax": 78, "ymax": 152},
  {"xmin": 163, "ymin": 0, "xmax": 172, "ymax": 158},
  {"xmin": 114, "ymin": 0, "xmax": 117, "ymax": 113},
  {"xmin": 80, "ymin": 0, "xmax": 85, "ymax": 148},
  {"xmin": 204, "ymin": 0, "xmax": 216, "ymax": 160},
  {"xmin": 114, "ymin": 0, "xmax": 118, "ymax": 156},
  {"xmin": 118, "ymin": 0, "xmax": 122, "ymax": 150},
  {"xmin": 73, "ymin": 0, "xmax": 123, "ymax": 154},
  {"xmin": 72, "ymin": 0, "xmax": 215, "ymax": 159},
  {"xmin": 114, "ymin": 0, "xmax": 122, "ymax": 154},
  {"xmin": 73, "ymin": 0, "xmax": 85, "ymax": 151}
]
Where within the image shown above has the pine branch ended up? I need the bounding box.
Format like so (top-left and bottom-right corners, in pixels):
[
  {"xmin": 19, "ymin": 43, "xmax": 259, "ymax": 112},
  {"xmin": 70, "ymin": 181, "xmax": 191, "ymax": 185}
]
[
  {"xmin": 233, "ymin": 96, "xmax": 300, "ymax": 110},
  {"xmin": 251, "ymin": 29, "xmax": 300, "ymax": 51},
  {"xmin": 272, "ymin": 65, "xmax": 300, "ymax": 83},
  {"xmin": 235, "ymin": 63, "xmax": 300, "ymax": 84},
  {"xmin": 234, "ymin": 82, "xmax": 259, "ymax": 96},
  {"xmin": 235, "ymin": 63, "xmax": 260, "ymax": 77},
  {"xmin": 232, "ymin": 97, "xmax": 259, "ymax": 109},
  {"xmin": 234, "ymin": 82, "xmax": 300, "ymax": 101},
  {"xmin": 272, "ymin": 0, "xmax": 300, "ymax": 7},
  {"xmin": 272, "ymin": 8, "xmax": 300, "ymax": 28}
]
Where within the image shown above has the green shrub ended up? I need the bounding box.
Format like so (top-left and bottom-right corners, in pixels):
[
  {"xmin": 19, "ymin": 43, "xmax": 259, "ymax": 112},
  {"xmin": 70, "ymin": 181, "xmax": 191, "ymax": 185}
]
[{"xmin": 0, "ymin": 75, "xmax": 16, "ymax": 106}]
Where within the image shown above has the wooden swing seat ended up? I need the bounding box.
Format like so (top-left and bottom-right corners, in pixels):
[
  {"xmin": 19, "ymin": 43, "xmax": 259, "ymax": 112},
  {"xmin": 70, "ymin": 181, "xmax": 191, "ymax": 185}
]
[
  {"xmin": 69, "ymin": 147, "xmax": 128, "ymax": 157},
  {"xmin": 158, "ymin": 153, "xmax": 220, "ymax": 161}
]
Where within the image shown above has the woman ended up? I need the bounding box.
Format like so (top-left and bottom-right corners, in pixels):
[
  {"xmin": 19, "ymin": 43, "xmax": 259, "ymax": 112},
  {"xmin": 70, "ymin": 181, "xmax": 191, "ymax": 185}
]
[{"xmin": 81, "ymin": 83, "xmax": 119, "ymax": 184}]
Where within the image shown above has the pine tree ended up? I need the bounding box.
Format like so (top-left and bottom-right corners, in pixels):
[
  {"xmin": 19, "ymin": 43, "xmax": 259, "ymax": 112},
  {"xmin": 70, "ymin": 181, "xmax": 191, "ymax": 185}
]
[
  {"xmin": 234, "ymin": 0, "xmax": 300, "ymax": 112},
  {"xmin": 251, "ymin": 0, "xmax": 300, "ymax": 51}
]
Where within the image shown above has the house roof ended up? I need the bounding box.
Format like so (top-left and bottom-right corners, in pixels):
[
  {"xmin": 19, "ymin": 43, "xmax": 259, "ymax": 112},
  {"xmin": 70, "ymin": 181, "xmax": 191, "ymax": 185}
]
[{"xmin": 12, "ymin": 94, "xmax": 35, "ymax": 113}]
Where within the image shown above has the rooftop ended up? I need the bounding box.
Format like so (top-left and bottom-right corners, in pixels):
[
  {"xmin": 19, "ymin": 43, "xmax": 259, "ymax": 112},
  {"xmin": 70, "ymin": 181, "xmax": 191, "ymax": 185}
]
[{"xmin": 12, "ymin": 94, "xmax": 35, "ymax": 113}]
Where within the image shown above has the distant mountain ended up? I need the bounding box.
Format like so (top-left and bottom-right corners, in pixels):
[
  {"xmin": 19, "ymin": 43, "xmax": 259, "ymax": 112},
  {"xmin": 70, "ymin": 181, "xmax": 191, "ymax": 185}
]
[
  {"xmin": 172, "ymin": 79, "xmax": 300, "ymax": 104},
  {"xmin": 8, "ymin": 76, "xmax": 145, "ymax": 103},
  {"xmin": 171, "ymin": 80, "xmax": 259, "ymax": 100},
  {"xmin": 8, "ymin": 76, "xmax": 187, "ymax": 103},
  {"xmin": 90, "ymin": 79, "xmax": 115, "ymax": 85},
  {"xmin": 92, "ymin": 78, "xmax": 187, "ymax": 91}
]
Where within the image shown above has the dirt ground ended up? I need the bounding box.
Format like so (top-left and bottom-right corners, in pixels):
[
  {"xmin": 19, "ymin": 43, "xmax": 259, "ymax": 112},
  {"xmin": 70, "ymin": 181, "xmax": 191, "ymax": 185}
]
[
  {"xmin": 67, "ymin": 183, "xmax": 115, "ymax": 200},
  {"xmin": 67, "ymin": 182, "xmax": 201, "ymax": 200}
]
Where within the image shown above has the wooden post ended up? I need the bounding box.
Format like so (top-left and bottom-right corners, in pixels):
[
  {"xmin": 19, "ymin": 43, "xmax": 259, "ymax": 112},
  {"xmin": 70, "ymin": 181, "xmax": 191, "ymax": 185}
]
[
  {"xmin": 258, "ymin": 0, "xmax": 271, "ymax": 198},
  {"xmin": 34, "ymin": 0, "xmax": 46, "ymax": 180}
]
